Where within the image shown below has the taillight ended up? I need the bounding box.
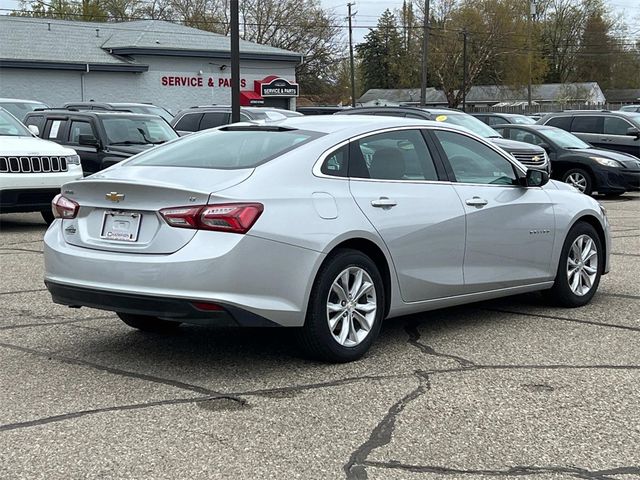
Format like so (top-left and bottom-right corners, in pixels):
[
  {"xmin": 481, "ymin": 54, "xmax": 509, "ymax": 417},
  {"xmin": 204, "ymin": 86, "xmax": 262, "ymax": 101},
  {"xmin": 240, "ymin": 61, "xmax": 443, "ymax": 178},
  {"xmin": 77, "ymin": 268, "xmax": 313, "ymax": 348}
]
[
  {"xmin": 159, "ymin": 203, "xmax": 263, "ymax": 234},
  {"xmin": 52, "ymin": 194, "xmax": 79, "ymax": 219}
]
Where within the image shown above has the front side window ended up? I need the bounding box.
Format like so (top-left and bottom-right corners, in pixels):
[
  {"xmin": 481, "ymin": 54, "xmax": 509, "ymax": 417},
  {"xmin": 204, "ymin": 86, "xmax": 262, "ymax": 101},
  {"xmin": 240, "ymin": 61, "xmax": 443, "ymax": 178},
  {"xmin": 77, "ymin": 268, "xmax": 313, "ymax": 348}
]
[
  {"xmin": 126, "ymin": 127, "xmax": 320, "ymax": 169},
  {"xmin": 352, "ymin": 129, "xmax": 438, "ymax": 181},
  {"xmin": 508, "ymin": 128, "xmax": 545, "ymax": 146},
  {"xmin": 102, "ymin": 117, "xmax": 178, "ymax": 145},
  {"xmin": 434, "ymin": 130, "xmax": 518, "ymax": 185},
  {"xmin": 603, "ymin": 116, "xmax": 633, "ymax": 135},
  {"xmin": 68, "ymin": 121, "xmax": 95, "ymax": 143},
  {"xmin": 174, "ymin": 113, "xmax": 203, "ymax": 132},
  {"xmin": 0, "ymin": 109, "xmax": 32, "ymax": 136}
]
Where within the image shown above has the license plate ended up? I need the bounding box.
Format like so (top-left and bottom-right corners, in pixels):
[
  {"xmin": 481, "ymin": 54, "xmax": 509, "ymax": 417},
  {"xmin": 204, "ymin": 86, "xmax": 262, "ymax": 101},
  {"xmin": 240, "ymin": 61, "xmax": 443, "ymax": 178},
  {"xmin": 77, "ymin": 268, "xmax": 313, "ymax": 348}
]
[{"xmin": 100, "ymin": 210, "xmax": 142, "ymax": 242}]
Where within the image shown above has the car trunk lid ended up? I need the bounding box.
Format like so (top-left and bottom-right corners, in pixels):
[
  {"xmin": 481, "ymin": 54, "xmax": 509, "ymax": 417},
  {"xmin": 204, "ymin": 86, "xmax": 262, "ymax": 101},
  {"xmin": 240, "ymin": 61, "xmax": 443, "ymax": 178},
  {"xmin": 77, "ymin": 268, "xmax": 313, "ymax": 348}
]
[{"xmin": 60, "ymin": 166, "xmax": 253, "ymax": 254}]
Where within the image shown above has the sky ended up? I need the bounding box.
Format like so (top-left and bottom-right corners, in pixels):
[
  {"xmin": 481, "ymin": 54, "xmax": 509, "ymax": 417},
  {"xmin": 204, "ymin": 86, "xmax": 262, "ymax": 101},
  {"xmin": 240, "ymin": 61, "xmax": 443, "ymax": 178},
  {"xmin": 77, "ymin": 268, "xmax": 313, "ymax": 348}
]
[{"xmin": 0, "ymin": 0, "xmax": 639, "ymax": 45}]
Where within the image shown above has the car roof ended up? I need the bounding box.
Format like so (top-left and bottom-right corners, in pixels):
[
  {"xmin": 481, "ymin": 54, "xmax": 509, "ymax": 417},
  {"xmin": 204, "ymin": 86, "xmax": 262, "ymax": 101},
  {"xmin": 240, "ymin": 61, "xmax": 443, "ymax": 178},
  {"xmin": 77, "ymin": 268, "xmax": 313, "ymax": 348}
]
[
  {"xmin": 64, "ymin": 102, "xmax": 156, "ymax": 107},
  {"xmin": 0, "ymin": 98, "xmax": 47, "ymax": 104},
  {"xmin": 263, "ymin": 114, "xmax": 456, "ymax": 136},
  {"xmin": 495, "ymin": 123, "xmax": 556, "ymax": 131},
  {"xmin": 26, "ymin": 109, "xmax": 159, "ymax": 119}
]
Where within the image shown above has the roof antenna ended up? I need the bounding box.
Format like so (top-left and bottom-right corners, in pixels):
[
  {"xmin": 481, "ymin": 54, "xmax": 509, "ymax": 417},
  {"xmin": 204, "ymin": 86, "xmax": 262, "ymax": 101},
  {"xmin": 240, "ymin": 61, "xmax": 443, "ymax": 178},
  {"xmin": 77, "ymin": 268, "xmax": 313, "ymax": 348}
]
[{"xmin": 96, "ymin": 28, "xmax": 100, "ymax": 38}]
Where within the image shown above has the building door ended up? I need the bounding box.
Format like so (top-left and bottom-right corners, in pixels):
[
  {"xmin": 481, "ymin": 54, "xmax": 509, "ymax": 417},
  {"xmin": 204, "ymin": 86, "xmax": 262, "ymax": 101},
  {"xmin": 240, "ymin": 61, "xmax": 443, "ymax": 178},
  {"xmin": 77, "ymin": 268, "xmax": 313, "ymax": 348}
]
[{"xmin": 263, "ymin": 98, "xmax": 290, "ymax": 110}]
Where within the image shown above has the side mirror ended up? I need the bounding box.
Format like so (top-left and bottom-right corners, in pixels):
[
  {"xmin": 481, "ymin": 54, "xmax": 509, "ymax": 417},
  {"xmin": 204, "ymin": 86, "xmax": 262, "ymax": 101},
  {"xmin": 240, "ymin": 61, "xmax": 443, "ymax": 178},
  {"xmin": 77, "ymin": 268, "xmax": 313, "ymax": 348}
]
[
  {"xmin": 538, "ymin": 142, "xmax": 551, "ymax": 153},
  {"xmin": 27, "ymin": 124, "xmax": 40, "ymax": 136},
  {"xmin": 78, "ymin": 134, "xmax": 99, "ymax": 147},
  {"xmin": 524, "ymin": 168, "xmax": 549, "ymax": 187},
  {"xmin": 626, "ymin": 127, "xmax": 640, "ymax": 139}
]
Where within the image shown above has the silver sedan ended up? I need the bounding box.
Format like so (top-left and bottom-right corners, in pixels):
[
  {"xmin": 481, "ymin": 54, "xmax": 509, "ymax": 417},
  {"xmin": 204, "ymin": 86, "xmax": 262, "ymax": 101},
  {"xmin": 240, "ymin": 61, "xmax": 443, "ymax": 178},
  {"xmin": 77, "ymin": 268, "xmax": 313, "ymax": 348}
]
[{"xmin": 44, "ymin": 116, "xmax": 611, "ymax": 362}]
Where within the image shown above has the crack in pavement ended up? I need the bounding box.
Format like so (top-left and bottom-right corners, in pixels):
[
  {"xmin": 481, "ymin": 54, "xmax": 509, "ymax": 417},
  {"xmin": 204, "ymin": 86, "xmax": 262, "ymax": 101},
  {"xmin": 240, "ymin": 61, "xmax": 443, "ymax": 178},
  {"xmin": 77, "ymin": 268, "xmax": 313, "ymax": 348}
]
[
  {"xmin": 0, "ymin": 341, "xmax": 226, "ymax": 397},
  {"xmin": 0, "ymin": 396, "xmax": 226, "ymax": 432},
  {"xmin": 599, "ymin": 292, "xmax": 640, "ymax": 301},
  {"xmin": 611, "ymin": 252, "xmax": 640, "ymax": 257},
  {"xmin": 0, "ymin": 247, "xmax": 43, "ymax": 254},
  {"xmin": 404, "ymin": 321, "xmax": 476, "ymax": 368},
  {"xmin": 0, "ymin": 317, "xmax": 111, "ymax": 331},
  {"xmin": 233, "ymin": 374, "xmax": 414, "ymax": 398},
  {"xmin": 0, "ymin": 288, "xmax": 47, "ymax": 296},
  {"xmin": 482, "ymin": 307, "xmax": 640, "ymax": 333},
  {"xmin": 344, "ymin": 371, "xmax": 430, "ymax": 480},
  {"xmin": 360, "ymin": 460, "xmax": 640, "ymax": 479}
]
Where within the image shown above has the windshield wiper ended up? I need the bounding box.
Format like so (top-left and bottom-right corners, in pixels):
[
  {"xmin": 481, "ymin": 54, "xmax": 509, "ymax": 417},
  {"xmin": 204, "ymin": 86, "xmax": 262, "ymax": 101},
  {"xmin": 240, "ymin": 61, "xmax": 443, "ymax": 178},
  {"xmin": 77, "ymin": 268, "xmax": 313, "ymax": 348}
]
[{"xmin": 109, "ymin": 141, "xmax": 148, "ymax": 145}]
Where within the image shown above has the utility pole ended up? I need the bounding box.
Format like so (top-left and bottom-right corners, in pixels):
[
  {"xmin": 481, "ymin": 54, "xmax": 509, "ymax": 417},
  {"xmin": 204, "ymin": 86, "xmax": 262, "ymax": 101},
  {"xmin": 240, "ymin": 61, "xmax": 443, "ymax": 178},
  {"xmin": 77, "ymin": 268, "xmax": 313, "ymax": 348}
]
[
  {"xmin": 230, "ymin": 0, "xmax": 240, "ymax": 123},
  {"xmin": 527, "ymin": 0, "xmax": 536, "ymax": 111},
  {"xmin": 348, "ymin": 2, "xmax": 356, "ymax": 107},
  {"xmin": 462, "ymin": 29, "xmax": 468, "ymax": 112},
  {"xmin": 419, "ymin": 0, "xmax": 430, "ymax": 106}
]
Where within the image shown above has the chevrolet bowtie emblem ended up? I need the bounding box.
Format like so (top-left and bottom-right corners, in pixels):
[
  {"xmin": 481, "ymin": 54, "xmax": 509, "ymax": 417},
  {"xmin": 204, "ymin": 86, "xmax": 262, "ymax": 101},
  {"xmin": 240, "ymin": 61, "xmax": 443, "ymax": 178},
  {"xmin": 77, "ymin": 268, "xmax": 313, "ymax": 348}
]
[
  {"xmin": 532, "ymin": 156, "xmax": 541, "ymax": 162},
  {"xmin": 105, "ymin": 192, "xmax": 125, "ymax": 202}
]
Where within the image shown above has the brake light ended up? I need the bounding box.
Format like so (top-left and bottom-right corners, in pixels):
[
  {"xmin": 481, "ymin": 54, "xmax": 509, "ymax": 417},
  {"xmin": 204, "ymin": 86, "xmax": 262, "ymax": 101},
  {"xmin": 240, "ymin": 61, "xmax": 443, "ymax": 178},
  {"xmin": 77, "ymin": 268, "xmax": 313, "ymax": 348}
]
[
  {"xmin": 52, "ymin": 194, "xmax": 79, "ymax": 219},
  {"xmin": 159, "ymin": 203, "xmax": 263, "ymax": 234}
]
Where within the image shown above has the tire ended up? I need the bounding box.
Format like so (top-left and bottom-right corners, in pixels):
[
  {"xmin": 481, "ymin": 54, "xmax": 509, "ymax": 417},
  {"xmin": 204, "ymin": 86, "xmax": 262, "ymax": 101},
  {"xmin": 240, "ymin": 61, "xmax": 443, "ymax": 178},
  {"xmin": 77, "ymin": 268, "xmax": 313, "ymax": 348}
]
[
  {"xmin": 297, "ymin": 249, "xmax": 385, "ymax": 363},
  {"xmin": 41, "ymin": 210, "xmax": 55, "ymax": 225},
  {"xmin": 544, "ymin": 222, "xmax": 602, "ymax": 308},
  {"xmin": 562, "ymin": 168, "xmax": 593, "ymax": 195},
  {"xmin": 117, "ymin": 313, "xmax": 182, "ymax": 333}
]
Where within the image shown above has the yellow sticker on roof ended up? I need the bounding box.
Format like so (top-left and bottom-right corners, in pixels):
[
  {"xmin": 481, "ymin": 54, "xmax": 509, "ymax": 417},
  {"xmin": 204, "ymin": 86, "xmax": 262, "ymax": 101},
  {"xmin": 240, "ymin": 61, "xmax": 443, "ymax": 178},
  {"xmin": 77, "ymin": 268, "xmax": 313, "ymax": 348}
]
[{"xmin": 435, "ymin": 115, "xmax": 447, "ymax": 122}]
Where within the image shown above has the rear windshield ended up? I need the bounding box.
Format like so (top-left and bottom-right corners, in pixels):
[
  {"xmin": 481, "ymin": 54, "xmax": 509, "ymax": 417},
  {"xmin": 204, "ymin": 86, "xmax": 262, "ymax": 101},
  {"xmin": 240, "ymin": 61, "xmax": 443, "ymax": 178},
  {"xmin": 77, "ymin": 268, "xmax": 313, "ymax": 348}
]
[
  {"xmin": 102, "ymin": 116, "xmax": 178, "ymax": 145},
  {"xmin": 126, "ymin": 128, "xmax": 321, "ymax": 169}
]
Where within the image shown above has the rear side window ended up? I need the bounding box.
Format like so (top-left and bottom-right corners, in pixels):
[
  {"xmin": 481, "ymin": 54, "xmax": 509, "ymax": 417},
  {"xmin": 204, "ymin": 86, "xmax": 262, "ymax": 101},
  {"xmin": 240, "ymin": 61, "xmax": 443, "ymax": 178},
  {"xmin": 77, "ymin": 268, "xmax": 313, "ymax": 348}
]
[
  {"xmin": 174, "ymin": 113, "xmax": 203, "ymax": 132},
  {"xmin": 571, "ymin": 116, "xmax": 602, "ymax": 134},
  {"xmin": 320, "ymin": 145, "xmax": 348, "ymax": 177},
  {"xmin": 200, "ymin": 112, "xmax": 230, "ymax": 130},
  {"xmin": 603, "ymin": 116, "xmax": 633, "ymax": 135},
  {"xmin": 45, "ymin": 119, "xmax": 66, "ymax": 140},
  {"xmin": 126, "ymin": 128, "xmax": 321, "ymax": 169},
  {"xmin": 544, "ymin": 116, "xmax": 572, "ymax": 131},
  {"xmin": 352, "ymin": 129, "xmax": 438, "ymax": 181}
]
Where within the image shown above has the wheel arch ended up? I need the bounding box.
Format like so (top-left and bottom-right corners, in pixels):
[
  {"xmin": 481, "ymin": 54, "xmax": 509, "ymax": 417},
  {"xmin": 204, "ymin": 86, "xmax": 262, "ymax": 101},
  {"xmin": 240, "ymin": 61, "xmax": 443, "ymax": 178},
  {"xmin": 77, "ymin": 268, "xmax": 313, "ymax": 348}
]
[
  {"xmin": 317, "ymin": 237, "xmax": 394, "ymax": 318},
  {"xmin": 570, "ymin": 214, "xmax": 607, "ymax": 273}
]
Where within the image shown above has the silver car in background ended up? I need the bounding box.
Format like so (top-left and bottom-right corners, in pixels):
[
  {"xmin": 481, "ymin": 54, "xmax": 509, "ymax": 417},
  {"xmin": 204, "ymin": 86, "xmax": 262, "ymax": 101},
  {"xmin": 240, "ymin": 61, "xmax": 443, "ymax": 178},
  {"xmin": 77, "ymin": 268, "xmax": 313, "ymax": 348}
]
[{"xmin": 44, "ymin": 116, "xmax": 610, "ymax": 362}]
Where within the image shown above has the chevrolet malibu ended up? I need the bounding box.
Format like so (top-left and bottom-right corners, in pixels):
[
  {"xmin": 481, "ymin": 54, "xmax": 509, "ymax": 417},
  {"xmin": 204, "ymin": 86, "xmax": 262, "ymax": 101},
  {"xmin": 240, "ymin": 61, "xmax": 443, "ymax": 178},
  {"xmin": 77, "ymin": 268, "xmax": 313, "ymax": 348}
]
[{"xmin": 44, "ymin": 116, "xmax": 610, "ymax": 362}]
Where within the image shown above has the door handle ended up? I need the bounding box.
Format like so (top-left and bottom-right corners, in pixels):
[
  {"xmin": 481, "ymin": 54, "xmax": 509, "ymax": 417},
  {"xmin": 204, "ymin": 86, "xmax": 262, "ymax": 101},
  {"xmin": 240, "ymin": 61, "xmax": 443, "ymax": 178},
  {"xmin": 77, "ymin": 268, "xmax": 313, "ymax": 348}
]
[
  {"xmin": 465, "ymin": 196, "xmax": 488, "ymax": 207},
  {"xmin": 371, "ymin": 197, "xmax": 397, "ymax": 208}
]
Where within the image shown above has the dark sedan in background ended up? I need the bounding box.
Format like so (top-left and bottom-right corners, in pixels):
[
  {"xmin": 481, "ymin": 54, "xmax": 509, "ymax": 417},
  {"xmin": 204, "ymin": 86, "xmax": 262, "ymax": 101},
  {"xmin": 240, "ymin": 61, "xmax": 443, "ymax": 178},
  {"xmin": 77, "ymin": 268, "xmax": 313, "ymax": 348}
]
[
  {"xmin": 472, "ymin": 112, "xmax": 536, "ymax": 126},
  {"xmin": 494, "ymin": 123, "xmax": 640, "ymax": 196}
]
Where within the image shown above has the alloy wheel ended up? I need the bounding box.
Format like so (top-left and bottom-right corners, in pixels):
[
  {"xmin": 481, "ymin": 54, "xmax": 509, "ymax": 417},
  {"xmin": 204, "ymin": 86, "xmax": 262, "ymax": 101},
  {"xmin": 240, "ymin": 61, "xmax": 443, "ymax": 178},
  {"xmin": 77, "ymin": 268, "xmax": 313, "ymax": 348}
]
[
  {"xmin": 566, "ymin": 234, "xmax": 598, "ymax": 296},
  {"xmin": 566, "ymin": 172, "xmax": 588, "ymax": 192},
  {"xmin": 326, "ymin": 267, "xmax": 377, "ymax": 347}
]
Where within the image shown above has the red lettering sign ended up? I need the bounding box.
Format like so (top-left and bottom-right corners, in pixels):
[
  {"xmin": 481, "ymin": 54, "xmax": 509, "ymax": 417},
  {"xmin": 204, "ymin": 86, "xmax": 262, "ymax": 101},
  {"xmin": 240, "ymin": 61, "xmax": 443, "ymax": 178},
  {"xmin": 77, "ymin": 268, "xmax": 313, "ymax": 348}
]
[{"xmin": 160, "ymin": 76, "xmax": 250, "ymax": 88}]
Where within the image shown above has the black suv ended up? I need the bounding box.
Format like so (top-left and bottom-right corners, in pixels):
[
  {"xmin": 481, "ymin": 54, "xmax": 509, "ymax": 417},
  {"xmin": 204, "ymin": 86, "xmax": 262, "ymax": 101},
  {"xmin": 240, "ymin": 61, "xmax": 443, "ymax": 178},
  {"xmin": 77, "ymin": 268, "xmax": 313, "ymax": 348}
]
[
  {"xmin": 336, "ymin": 106, "xmax": 549, "ymax": 171},
  {"xmin": 62, "ymin": 102, "xmax": 174, "ymax": 123},
  {"xmin": 537, "ymin": 110, "xmax": 640, "ymax": 158},
  {"xmin": 24, "ymin": 110, "xmax": 178, "ymax": 174},
  {"xmin": 171, "ymin": 106, "xmax": 274, "ymax": 135}
]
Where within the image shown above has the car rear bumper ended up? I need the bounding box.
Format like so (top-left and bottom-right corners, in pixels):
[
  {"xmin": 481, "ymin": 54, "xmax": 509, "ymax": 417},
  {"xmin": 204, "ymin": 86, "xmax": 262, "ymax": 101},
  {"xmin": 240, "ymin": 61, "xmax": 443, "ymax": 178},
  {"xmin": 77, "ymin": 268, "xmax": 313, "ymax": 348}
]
[
  {"xmin": 43, "ymin": 224, "xmax": 324, "ymax": 327},
  {"xmin": 45, "ymin": 281, "xmax": 279, "ymax": 327}
]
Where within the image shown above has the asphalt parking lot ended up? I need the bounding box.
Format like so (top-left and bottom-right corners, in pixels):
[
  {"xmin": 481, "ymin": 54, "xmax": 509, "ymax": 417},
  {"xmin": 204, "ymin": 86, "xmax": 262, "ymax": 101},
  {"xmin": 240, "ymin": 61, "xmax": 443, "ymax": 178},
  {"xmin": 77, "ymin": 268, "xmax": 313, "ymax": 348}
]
[{"xmin": 0, "ymin": 193, "xmax": 639, "ymax": 480}]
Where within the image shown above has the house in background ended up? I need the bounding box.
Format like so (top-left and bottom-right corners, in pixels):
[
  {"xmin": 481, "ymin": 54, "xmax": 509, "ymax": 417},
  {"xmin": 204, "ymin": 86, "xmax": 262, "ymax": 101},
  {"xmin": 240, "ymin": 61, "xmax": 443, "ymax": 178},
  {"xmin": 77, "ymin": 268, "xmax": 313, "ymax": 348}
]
[{"xmin": 357, "ymin": 82, "xmax": 606, "ymax": 110}]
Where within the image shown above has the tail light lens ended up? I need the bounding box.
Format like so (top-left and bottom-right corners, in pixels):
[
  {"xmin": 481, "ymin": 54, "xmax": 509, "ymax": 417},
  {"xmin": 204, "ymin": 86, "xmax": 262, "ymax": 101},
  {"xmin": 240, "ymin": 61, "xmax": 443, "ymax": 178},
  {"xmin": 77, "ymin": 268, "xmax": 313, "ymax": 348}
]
[
  {"xmin": 159, "ymin": 203, "xmax": 263, "ymax": 234},
  {"xmin": 52, "ymin": 194, "xmax": 79, "ymax": 219}
]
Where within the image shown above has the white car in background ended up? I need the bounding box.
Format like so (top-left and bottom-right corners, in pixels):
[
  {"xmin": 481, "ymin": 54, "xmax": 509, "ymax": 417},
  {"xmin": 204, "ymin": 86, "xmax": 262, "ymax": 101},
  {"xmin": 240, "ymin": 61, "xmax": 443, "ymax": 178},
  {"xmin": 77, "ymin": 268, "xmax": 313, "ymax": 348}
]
[{"xmin": 0, "ymin": 107, "xmax": 83, "ymax": 224}]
